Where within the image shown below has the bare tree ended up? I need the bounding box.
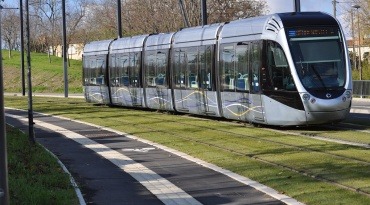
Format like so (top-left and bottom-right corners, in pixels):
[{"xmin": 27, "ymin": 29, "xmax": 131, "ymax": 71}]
[{"xmin": 1, "ymin": 7, "xmax": 21, "ymax": 58}]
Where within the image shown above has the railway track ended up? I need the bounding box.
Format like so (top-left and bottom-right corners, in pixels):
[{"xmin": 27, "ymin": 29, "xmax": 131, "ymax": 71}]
[{"xmin": 103, "ymin": 112, "xmax": 370, "ymax": 198}]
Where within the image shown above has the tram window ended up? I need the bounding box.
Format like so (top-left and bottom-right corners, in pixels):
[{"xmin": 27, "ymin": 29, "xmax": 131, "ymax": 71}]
[
  {"xmin": 251, "ymin": 42, "xmax": 262, "ymax": 93},
  {"xmin": 130, "ymin": 52, "xmax": 141, "ymax": 88},
  {"xmin": 156, "ymin": 51, "xmax": 167, "ymax": 86},
  {"xmin": 119, "ymin": 55, "xmax": 130, "ymax": 86},
  {"xmin": 94, "ymin": 58, "xmax": 105, "ymax": 85},
  {"xmin": 266, "ymin": 41, "xmax": 295, "ymax": 91},
  {"xmin": 221, "ymin": 44, "xmax": 235, "ymax": 91},
  {"xmin": 82, "ymin": 57, "xmax": 90, "ymax": 86},
  {"xmin": 199, "ymin": 46, "xmax": 213, "ymax": 91},
  {"xmin": 109, "ymin": 55, "xmax": 119, "ymax": 87},
  {"xmin": 288, "ymin": 28, "xmax": 345, "ymax": 89},
  {"xmin": 145, "ymin": 51, "xmax": 156, "ymax": 87},
  {"xmin": 145, "ymin": 50, "xmax": 168, "ymax": 87},
  {"xmin": 235, "ymin": 43, "xmax": 250, "ymax": 92},
  {"xmin": 174, "ymin": 49, "xmax": 187, "ymax": 88},
  {"xmin": 186, "ymin": 48, "xmax": 198, "ymax": 89}
]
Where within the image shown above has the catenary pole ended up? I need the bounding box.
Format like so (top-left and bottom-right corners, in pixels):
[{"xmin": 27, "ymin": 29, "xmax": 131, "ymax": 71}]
[
  {"xmin": 62, "ymin": 0, "xmax": 68, "ymax": 97},
  {"xmin": 20, "ymin": 0, "xmax": 25, "ymax": 96},
  {"xmin": 117, "ymin": 0, "xmax": 122, "ymax": 38},
  {"xmin": 26, "ymin": 0, "xmax": 35, "ymax": 144},
  {"xmin": 351, "ymin": 10, "xmax": 356, "ymax": 70},
  {"xmin": 0, "ymin": 4, "xmax": 10, "ymax": 205},
  {"xmin": 178, "ymin": 0, "xmax": 190, "ymax": 27},
  {"xmin": 201, "ymin": 0, "xmax": 207, "ymax": 26},
  {"xmin": 294, "ymin": 0, "xmax": 301, "ymax": 12},
  {"xmin": 332, "ymin": 0, "xmax": 337, "ymax": 18}
]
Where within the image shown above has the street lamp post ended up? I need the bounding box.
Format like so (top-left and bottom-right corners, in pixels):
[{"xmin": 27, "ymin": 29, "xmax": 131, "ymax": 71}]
[
  {"xmin": 352, "ymin": 4, "xmax": 362, "ymax": 80},
  {"xmin": 0, "ymin": 4, "xmax": 10, "ymax": 205},
  {"xmin": 20, "ymin": 0, "xmax": 25, "ymax": 96},
  {"xmin": 351, "ymin": 10, "xmax": 357, "ymax": 70}
]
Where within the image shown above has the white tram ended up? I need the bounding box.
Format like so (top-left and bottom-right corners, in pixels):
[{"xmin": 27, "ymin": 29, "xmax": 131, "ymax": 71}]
[{"xmin": 82, "ymin": 12, "xmax": 352, "ymax": 126}]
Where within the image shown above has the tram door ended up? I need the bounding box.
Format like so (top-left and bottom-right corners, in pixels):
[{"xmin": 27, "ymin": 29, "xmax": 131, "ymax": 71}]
[{"xmin": 250, "ymin": 42, "xmax": 264, "ymax": 122}]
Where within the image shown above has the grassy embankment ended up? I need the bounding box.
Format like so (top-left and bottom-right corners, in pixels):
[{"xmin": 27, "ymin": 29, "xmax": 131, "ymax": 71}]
[
  {"xmin": 3, "ymin": 50, "xmax": 81, "ymax": 204},
  {"xmin": 5, "ymin": 95, "xmax": 370, "ymax": 205},
  {"xmin": 3, "ymin": 50, "xmax": 82, "ymax": 93},
  {"xmin": 6, "ymin": 125, "xmax": 79, "ymax": 204}
]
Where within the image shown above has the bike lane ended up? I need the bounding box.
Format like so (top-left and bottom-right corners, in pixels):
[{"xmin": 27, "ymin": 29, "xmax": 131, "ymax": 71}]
[{"xmin": 5, "ymin": 108, "xmax": 303, "ymax": 205}]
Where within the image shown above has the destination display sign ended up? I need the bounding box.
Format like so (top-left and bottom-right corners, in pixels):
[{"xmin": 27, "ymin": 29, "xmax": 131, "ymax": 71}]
[{"xmin": 288, "ymin": 28, "xmax": 338, "ymax": 37}]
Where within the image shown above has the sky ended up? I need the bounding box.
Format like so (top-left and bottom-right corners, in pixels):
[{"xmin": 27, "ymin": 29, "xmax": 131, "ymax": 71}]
[
  {"xmin": 262, "ymin": 0, "xmax": 354, "ymax": 38},
  {"xmin": 2, "ymin": 0, "xmax": 354, "ymax": 38}
]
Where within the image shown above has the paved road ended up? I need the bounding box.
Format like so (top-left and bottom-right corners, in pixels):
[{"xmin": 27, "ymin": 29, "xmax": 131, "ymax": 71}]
[
  {"xmin": 5, "ymin": 108, "xmax": 302, "ymax": 205},
  {"xmin": 349, "ymin": 98, "xmax": 370, "ymax": 121}
]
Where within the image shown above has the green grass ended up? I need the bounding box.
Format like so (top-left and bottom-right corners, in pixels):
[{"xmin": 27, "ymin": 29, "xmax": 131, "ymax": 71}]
[
  {"xmin": 5, "ymin": 96, "xmax": 370, "ymax": 205},
  {"xmin": 2, "ymin": 50, "xmax": 82, "ymax": 93},
  {"xmin": 6, "ymin": 125, "xmax": 79, "ymax": 205},
  {"xmin": 352, "ymin": 62, "xmax": 370, "ymax": 80}
]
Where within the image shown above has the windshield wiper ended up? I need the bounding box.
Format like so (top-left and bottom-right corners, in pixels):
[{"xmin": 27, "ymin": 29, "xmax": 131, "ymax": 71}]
[{"xmin": 310, "ymin": 65, "xmax": 327, "ymax": 90}]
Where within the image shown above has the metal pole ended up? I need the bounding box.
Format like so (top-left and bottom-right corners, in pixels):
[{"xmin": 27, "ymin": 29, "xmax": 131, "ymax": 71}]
[
  {"xmin": 26, "ymin": 0, "xmax": 35, "ymax": 144},
  {"xmin": 294, "ymin": 0, "xmax": 301, "ymax": 12},
  {"xmin": 332, "ymin": 0, "xmax": 337, "ymax": 18},
  {"xmin": 178, "ymin": 0, "xmax": 190, "ymax": 27},
  {"xmin": 20, "ymin": 0, "xmax": 25, "ymax": 96},
  {"xmin": 117, "ymin": 0, "xmax": 122, "ymax": 38},
  {"xmin": 201, "ymin": 0, "xmax": 207, "ymax": 26},
  {"xmin": 62, "ymin": 0, "xmax": 68, "ymax": 97},
  {"xmin": 351, "ymin": 11, "xmax": 356, "ymax": 70},
  {"xmin": 0, "ymin": 5, "xmax": 10, "ymax": 204},
  {"xmin": 357, "ymin": 9, "xmax": 362, "ymax": 81}
]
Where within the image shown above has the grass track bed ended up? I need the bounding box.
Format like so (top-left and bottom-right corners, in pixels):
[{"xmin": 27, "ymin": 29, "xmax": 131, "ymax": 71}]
[{"xmin": 5, "ymin": 96, "xmax": 370, "ymax": 205}]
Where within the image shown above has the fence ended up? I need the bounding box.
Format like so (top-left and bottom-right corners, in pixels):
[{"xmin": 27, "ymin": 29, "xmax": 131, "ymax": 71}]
[{"xmin": 353, "ymin": 80, "xmax": 370, "ymax": 97}]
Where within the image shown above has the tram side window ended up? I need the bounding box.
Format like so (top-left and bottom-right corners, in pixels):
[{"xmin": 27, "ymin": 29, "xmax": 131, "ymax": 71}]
[
  {"xmin": 82, "ymin": 57, "xmax": 90, "ymax": 86},
  {"xmin": 130, "ymin": 52, "xmax": 141, "ymax": 88},
  {"xmin": 110, "ymin": 55, "xmax": 119, "ymax": 87},
  {"xmin": 235, "ymin": 43, "xmax": 250, "ymax": 92},
  {"xmin": 174, "ymin": 49, "xmax": 187, "ymax": 88},
  {"xmin": 145, "ymin": 50, "xmax": 168, "ymax": 87},
  {"xmin": 251, "ymin": 42, "xmax": 262, "ymax": 93},
  {"xmin": 266, "ymin": 41, "xmax": 295, "ymax": 91},
  {"xmin": 156, "ymin": 50, "xmax": 167, "ymax": 87},
  {"xmin": 83, "ymin": 56, "xmax": 106, "ymax": 86},
  {"xmin": 186, "ymin": 47, "xmax": 198, "ymax": 89},
  {"xmin": 118, "ymin": 55, "xmax": 130, "ymax": 86},
  {"xmin": 199, "ymin": 46, "xmax": 213, "ymax": 91},
  {"xmin": 221, "ymin": 44, "xmax": 235, "ymax": 91}
]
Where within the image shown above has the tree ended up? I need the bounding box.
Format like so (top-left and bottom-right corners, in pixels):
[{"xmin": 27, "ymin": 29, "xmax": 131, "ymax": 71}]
[
  {"xmin": 79, "ymin": 0, "xmax": 267, "ymax": 41},
  {"xmin": 1, "ymin": 7, "xmax": 20, "ymax": 58}
]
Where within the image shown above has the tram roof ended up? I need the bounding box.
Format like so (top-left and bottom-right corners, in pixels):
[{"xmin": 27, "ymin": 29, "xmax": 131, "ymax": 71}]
[
  {"xmin": 219, "ymin": 12, "xmax": 338, "ymax": 43},
  {"xmin": 277, "ymin": 12, "xmax": 337, "ymax": 28},
  {"xmin": 83, "ymin": 39, "xmax": 113, "ymax": 56},
  {"xmin": 110, "ymin": 35, "xmax": 149, "ymax": 53},
  {"xmin": 172, "ymin": 23, "xmax": 222, "ymax": 47},
  {"xmin": 145, "ymin": 33, "xmax": 175, "ymax": 51}
]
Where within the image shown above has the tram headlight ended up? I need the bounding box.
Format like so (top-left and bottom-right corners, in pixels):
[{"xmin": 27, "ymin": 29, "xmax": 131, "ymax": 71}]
[
  {"xmin": 302, "ymin": 93, "xmax": 310, "ymax": 101},
  {"xmin": 345, "ymin": 90, "xmax": 352, "ymax": 99}
]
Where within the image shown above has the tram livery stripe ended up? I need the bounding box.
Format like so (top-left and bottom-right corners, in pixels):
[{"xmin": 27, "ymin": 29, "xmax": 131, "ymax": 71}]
[{"xmin": 6, "ymin": 114, "xmax": 202, "ymax": 205}]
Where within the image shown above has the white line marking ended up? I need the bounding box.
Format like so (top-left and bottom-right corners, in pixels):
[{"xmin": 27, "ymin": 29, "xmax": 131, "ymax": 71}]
[
  {"xmin": 122, "ymin": 147, "xmax": 156, "ymax": 152},
  {"xmin": 6, "ymin": 113, "xmax": 202, "ymax": 205}
]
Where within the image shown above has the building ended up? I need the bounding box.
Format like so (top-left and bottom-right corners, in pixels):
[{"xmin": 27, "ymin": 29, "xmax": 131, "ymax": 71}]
[
  {"xmin": 51, "ymin": 43, "xmax": 84, "ymax": 60},
  {"xmin": 347, "ymin": 38, "xmax": 370, "ymax": 62}
]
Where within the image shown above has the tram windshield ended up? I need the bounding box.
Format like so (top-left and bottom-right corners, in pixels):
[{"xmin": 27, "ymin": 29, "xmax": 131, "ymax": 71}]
[{"xmin": 287, "ymin": 27, "xmax": 346, "ymax": 90}]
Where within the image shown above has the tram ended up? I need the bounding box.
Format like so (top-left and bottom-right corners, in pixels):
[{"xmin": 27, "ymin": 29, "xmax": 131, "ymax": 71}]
[{"xmin": 82, "ymin": 12, "xmax": 352, "ymax": 126}]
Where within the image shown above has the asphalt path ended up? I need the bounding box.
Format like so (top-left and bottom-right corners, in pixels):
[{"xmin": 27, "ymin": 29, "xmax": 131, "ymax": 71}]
[
  {"xmin": 349, "ymin": 98, "xmax": 370, "ymax": 120},
  {"xmin": 5, "ymin": 108, "xmax": 302, "ymax": 205}
]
